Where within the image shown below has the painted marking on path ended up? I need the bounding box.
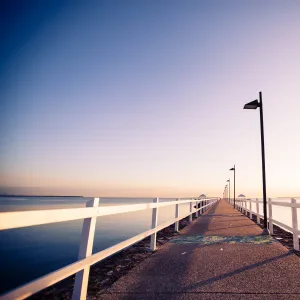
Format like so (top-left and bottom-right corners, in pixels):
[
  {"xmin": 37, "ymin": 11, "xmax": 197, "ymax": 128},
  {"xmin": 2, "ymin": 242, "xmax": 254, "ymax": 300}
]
[{"xmin": 171, "ymin": 235, "xmax": 278, "ymax": 245}]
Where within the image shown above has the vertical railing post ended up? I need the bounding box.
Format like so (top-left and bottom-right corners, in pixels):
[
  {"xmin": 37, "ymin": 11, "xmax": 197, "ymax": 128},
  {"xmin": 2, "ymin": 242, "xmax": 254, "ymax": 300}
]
[
  {"xmin": 175, "ymin": 198, "xmax": 179, "ymax": 232},
  {"xmin": 189, "ymin": 200, "xmax": 193, "ymax": 224},
  {"xmin": 72, "ymin": 198, "xmax": 99, "ymax": 300},
  {"xmin": 256, "ymin": 198, "xmax": 260, "ymax": 225},
  {"xmin": 291, "ymin": 198, "xmax": 299, "ymax": 251},
  {"xmin": 195, "ymin": 200, "xmax": 199, "ymax": 217},
  {"xmin": 268, "ymin": 198, "xmax": 273, "ymax": 234},
  {"xmin": 249, "ymin": 199, "xmax": 252, "ymax": 219},
  {"xmin": 150, "ymin": 197, "xmax": 159, "ymax": 251}
]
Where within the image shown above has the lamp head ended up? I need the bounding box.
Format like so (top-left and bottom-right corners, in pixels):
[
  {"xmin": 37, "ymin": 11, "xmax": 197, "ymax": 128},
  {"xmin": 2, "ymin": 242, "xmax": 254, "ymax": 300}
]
[
  {"xmin": 244, "ymin": 99, "xmax": 260, "ymax": 109},
  {"xmin": 230, "ymin": 167, "xmax": 235, "ymax": 171}
]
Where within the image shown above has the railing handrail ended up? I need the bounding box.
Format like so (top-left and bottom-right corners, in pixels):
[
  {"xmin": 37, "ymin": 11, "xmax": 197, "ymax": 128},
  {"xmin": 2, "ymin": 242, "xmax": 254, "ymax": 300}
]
[
  {"xmin": 0, "ymin": 198, "xmax": 214, "ymax": 231},
  {"xmin": 0, "ymin": 197, "xmax": 219, "ymax": 300},
  {"xmin": 234, "ymin": 198, "xmax": 300, "ymax": 208},
  {"xmin": 226, "ymin": 197, "xmax": 299, "ymax": 251}
]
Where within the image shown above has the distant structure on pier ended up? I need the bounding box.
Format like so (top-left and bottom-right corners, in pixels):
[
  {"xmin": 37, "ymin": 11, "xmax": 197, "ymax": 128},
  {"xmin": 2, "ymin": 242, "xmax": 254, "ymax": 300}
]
[{"xmin": 199, "ymin": 194, "xmax": 206, "ymax": 198}]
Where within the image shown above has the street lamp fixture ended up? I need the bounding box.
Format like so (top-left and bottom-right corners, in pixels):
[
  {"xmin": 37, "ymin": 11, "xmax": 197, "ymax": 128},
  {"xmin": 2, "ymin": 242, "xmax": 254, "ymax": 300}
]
[
  {"xmin": 244, "ymin": 91, "xmax": 269, "ymax": 235},
  {"xmin": 244, "ymin": 100, "xmax": 260, "ymax": 109},
  {"xmin": 230, "ymin": 166, "xmax": 235, "ymax": 208}
]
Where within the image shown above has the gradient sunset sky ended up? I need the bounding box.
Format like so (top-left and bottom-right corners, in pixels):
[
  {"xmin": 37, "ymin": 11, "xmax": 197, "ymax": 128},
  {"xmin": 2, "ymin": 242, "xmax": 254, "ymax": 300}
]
[{"xmin": 1, "ymin": 0, "xmax": 299, "ymax": 198}]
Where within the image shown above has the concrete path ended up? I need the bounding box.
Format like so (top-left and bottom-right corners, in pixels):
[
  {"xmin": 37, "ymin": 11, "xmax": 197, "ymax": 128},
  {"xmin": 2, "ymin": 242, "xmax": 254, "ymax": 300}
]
[{"xmin": 98, "ymin": 200, "xmax": 300, "ymax": 299}]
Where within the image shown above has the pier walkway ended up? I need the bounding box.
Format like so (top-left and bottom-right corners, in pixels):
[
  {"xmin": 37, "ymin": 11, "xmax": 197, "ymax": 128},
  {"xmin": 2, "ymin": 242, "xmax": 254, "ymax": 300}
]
[{"xmin": 99, "ymin": 199, "xmax": 300, "ymax": 300}]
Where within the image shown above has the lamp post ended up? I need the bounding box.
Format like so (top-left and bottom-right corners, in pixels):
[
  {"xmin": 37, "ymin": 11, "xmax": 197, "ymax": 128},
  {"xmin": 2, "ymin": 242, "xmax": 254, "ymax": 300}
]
[
  {"xmin": 227, "ymin": 179, "xmax": 230, "ymax": 204},
  {"xmin": 230, "ymin": 165, "xmax": 235, "ymax": 208},
  {"xmin": 244, "ymin": 91, "xmax": 268, "ymax": 235},
  {"xmin": 225, "ymin": 185, "xmax": 227, "ymax": 201}
]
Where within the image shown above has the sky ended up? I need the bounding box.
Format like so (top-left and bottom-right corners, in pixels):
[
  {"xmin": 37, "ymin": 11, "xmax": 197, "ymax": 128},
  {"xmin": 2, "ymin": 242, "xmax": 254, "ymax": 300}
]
[{"xmin": 0, "ymin": 0, "xmax": 300, "ymax": 198}]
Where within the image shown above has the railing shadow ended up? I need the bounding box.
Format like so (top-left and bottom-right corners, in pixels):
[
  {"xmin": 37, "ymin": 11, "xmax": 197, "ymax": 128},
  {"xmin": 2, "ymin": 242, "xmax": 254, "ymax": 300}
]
[
  {"xmin": 106, "ymin": 250, "xmax": 293, "ymax": 300},
  {"xmin": 183, "ymin": 251, "xmax": 292, "ymax": 291}
]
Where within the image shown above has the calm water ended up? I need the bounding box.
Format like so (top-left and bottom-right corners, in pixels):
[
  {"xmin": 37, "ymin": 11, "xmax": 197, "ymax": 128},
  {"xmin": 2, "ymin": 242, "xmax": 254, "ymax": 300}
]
[
  {"xmin": 0, "ymin": 196, "xmax": 299, "ymax": 295},
  {"xmin": 0, "ymin": 196, "xmax": 191, "ymax": 294}
]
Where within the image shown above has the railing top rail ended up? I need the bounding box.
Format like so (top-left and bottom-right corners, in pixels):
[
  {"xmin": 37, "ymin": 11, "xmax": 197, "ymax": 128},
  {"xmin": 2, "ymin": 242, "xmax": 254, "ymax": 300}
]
[
  {"xmin": 271, "ymin": 201, "xmax": 300, "ymax": 208},
  {"xmin": 237, "ymin": 198, "xmax": 300, "ymax": 208},
  {"xmin": 0, "ymin": 198, "xmax": 216, "ymax": 231}
]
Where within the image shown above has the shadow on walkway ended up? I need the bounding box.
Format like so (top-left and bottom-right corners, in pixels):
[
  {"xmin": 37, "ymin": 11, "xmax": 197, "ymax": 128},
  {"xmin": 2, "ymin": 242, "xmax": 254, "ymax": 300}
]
[{"xmin": 99, "ymin": 200, "xmax": 300, "ymax": 300}]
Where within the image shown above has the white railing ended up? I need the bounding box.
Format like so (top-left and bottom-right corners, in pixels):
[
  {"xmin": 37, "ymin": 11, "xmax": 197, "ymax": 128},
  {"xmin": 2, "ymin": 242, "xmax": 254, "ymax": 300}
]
[
  {"xmin": 0, "ymin": 197, "xmax": 219, "ymax": 300},
  {"xmin": 226, "ymin": 197, "xmax": 300, "ymax": 251}
]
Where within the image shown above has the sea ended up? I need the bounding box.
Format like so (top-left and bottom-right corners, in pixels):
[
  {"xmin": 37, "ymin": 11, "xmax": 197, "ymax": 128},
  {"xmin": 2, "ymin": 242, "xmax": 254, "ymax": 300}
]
[
  {"xmin": 0, "ymin": 196, "xmax": 190, "ymax": 294},
  {"xmin": 0, "ymin": 196, "xmax": 299, "ymax": 295}
]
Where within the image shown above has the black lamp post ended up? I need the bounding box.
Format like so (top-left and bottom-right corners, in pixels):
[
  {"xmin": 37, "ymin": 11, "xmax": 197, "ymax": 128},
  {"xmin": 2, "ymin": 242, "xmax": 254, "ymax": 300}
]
[
  {"xmin": 227, "ymin": 179, "xmax": 230, "ymax": 204},
  {"xmin": 230, "ymin": 165, "xmax": 235, "ymax": 208},
  {"xmin": 244, "ymin": 91, "xmax": 269, "ymax": 235},
  {"xmin": 244, "ymin": 92, "xmax": 269, "ymax": 234}
]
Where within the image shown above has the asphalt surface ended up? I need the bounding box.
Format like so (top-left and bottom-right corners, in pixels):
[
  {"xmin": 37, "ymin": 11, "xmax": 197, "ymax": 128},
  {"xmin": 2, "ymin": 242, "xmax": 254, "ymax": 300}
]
[{"xmin": 98, "ymin": 200, "xmax": 300, "ymax": 300}]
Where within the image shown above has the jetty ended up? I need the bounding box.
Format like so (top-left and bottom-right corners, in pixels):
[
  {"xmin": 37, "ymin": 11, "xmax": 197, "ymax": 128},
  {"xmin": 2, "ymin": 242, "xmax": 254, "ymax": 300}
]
[{"xmin": 0, "ymin": 198, "xmax": 300, "ymax": 299}]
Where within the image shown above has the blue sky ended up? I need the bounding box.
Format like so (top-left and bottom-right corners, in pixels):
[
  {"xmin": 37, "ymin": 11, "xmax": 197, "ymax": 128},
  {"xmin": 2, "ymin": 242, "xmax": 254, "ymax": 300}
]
[{"xmin": 1, "ymin": 0, "xmax": 300, "ymax": 197}]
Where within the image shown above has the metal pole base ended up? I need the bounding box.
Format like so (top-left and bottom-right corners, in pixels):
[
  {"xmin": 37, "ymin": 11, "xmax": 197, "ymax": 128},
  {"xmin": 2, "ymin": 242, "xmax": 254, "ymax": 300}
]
[{"xmin": 262, "ymin": 228, "xmax": 270, "ymax": 235}]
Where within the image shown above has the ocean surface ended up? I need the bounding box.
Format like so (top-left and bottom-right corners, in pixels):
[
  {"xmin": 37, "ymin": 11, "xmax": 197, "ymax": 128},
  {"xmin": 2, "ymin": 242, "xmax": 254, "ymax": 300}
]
[
  {"xmin": 0, "ymin": 196, "xmax": 191, "ymax": 294},
  {"xmin": 0, "ymin": 196, "xmax": 299, "ymax": 295}
]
